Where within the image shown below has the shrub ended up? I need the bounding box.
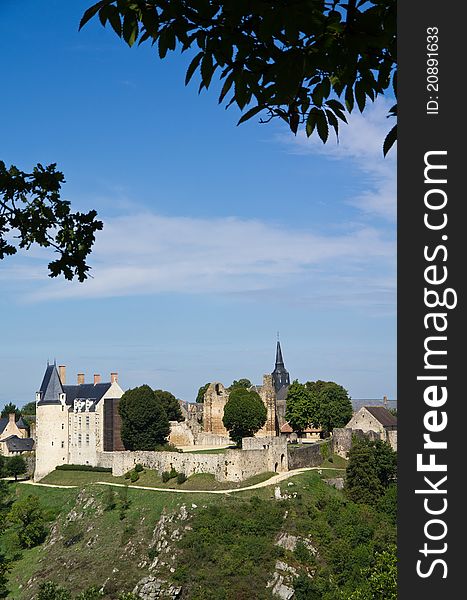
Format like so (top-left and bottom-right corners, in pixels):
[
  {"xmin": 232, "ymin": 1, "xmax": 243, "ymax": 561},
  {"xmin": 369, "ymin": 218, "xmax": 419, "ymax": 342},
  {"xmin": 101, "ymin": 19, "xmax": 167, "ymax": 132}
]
[
  {"xmin": 169, "ymin": 468, "xmax": 178, "ymax": 479},
  {"xmin": 124, "ymin": 471, "xmax": 131, "ymax": 479},
  {"xmin": 328, "ymin": 455, "xmax": 334, "ymax": 463},
  {"xmin": 134, "ymin": 463, "xmax": 144, "ymax": 473},
  {"xmin": 8, "ymin": 495, "xmax": 48, "ymax": 549},
  {"xmin": 320, "ymin": 442, "xmax": 330, "ymax": 459},
  {"xmin": 176, "ymin": 473, "xmax": 187, "ymax": 485},
  {"xmin": 129, "ymin": 470, "xmax": 139, "ymax": 483},
  {"xmin": 161, "ymin": 471, "xmax": 170, "ymax": 483},
  {"xmin": 56, "ymin": 464, "xmax": 112, "ymax": 473},
  {"xmin": 37, "ymin": 582, "xmax": 71, "ymax": 600},
  {"xmin": 103, "ymin": 487, "xmax": 116, "ymax": 511}
]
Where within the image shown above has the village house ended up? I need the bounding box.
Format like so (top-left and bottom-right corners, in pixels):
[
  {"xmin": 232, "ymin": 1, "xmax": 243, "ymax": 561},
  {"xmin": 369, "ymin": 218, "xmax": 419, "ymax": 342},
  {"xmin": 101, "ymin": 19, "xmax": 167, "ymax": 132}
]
[
  {"xmin": 0, "ymin": 414, "xmax": 34, "ymax": 456},
  {"xmin": 345, "ymin": 405, "xmax": 397, "ymax": 451}
]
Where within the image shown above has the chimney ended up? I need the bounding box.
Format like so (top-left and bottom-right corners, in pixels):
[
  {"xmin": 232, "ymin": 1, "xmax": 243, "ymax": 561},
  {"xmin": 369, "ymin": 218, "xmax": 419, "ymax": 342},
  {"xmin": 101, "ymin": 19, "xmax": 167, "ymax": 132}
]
[
  {"xmin": 58, "ymin": 365, "xmax": 66, "ymax": 385},
  {"xmin": 110, "ymin": 372, "xmax": 118, "ymax": 384},
  {"xmin": 94, "ymin": 374, "xmax": 101, "ymax": 385},
  {"xmin": 8, "ymin": 413, "xmax": 15, "ymax": 425},
  {"xmin": 77, "ymin": 373, "xmax": 85, "ymax": 385}
]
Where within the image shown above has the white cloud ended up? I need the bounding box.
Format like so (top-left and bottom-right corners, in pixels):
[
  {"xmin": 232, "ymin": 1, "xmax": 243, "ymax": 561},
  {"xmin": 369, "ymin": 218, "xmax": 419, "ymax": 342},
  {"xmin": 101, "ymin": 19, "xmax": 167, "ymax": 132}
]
[
  {"xmin": 5, "ymin": 212, "xmax": 394, "ymax": 312},
  {"xmin": 284, "ymin": 96, "xmax": 397, "ymax": 220}
]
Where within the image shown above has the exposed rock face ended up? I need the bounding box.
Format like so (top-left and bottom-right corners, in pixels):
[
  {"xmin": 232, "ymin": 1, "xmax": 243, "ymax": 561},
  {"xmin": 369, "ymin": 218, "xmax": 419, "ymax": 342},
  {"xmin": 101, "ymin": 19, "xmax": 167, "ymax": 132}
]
[{"xmin": 133, "ymin": 576, "xmax": 182, "ymax": 600}]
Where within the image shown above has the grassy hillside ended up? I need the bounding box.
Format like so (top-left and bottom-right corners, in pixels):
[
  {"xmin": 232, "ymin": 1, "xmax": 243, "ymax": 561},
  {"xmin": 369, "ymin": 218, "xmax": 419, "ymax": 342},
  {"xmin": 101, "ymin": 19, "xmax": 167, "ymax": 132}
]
[{"xmin": 1, "ymin": 468, "xmax": 395, "ymax": 600}]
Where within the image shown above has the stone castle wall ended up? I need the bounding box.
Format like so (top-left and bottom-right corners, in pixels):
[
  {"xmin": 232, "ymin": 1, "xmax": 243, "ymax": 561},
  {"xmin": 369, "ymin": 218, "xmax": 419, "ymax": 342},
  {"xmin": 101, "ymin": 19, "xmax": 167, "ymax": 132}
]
[
  {"xmin": 97, "ymin": 437, "xmax": 288, "ymax": 482},
  {"xmin": 287, "ymin": 442, "xmax": 325, "ymax": 470},
  {"xmin": 332, "ymin": 428, "xmax": 394, "ymax": 458}
]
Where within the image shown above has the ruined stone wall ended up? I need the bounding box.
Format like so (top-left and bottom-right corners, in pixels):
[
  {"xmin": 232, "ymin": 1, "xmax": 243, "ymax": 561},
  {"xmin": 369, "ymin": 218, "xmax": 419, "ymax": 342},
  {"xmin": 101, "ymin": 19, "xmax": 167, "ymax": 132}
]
[
  {"xmin": 98, "ymin": 450, "xmax": 220, "ymax": 478},
  {"xmin": 386, "ymin": 429, "xmax": 397, "ymax": 451},
  {"xmin": 256, "ymin": 375, "xmax": 277, "ymax": 437},
  {"xmin": 195, "ymin": 432, "xmax": 231, "ymax": 446},
  {"xmin": 287, "ymin": 443, "xmax": 324, "ymax": 470},
  {"xmin": 203, "ymin": 382, "xmax": 229, "ymax": 436},
  {"xmin": 242, "ymin": 436, "xmax": 288, "ymax": 473},
  {"xmin": 168, "ymin": 421, "xmax": 195, "ymax": 446},
  {"xmin": 218, "ymin": 449, "xmax": 268, "ymax": 482},
  {"xmin": 332, "ymin": 428, "xmax": 388, "ymax": 458}
]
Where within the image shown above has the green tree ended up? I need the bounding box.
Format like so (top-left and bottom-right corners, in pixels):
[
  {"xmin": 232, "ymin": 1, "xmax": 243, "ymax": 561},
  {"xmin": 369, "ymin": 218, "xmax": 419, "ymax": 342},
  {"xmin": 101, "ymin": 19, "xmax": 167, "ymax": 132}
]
[
  {"xmin": 196, "ymin": 383, "xmax": 210, "ymax": 403},
  {"xmin": 0, "ymin": 552, "xmax": 9, "ymax": 599},
  {"xmin": 0, "ymin": 162, "xmax": 102, "ymax": 279},
  {"xmin": 348, "ymin": 545, "xmax": 397, "ymax": 600},
  {"xmin": 6, "ymin": 455, "xmax": 28, "ymax": 482},
  {"xmin": 285, "ymin": 380, "xmax": 318, "ymax": 432},
  {"xmin": 37, "ymin": 582, "xmax": 72, "ymax": 600},
  {"xmin": 8, "ymin": 494, "xmax": 48, "ymax": 548},
  {"xmin": 80, "ymin": 1, "xmax": 396, "ymax": 154},
  {"xmin": 0, "ymin": 402, "xmax": 21, "ymax": 420},
  {"xmin": 118, "ymin": 385, "xmax": 170, "ymax": 450},
  {"xmin": 21, "ymin": 401, "xmax": 36, "ymax": 416},
  {"xmin": 345, "ymin": 439, "xmax": 383, "ymax": 505},
  {"xmin": 371, "ymin": 438, "xmax": 397, "ymax": 487},
  {"xmin": 229, "ymin": 378, "xmax": 252, "ymax": 391},
  {"xmin": 153, "ymin": 389, "xmax": 183, "ymax": 422},
  {"xmin": 306, "ymin": 380, "xmax": 353, "ymax": 433},
  {"xmin": 222, "ymin": 387, "xmax": 267, "ymax": 446}
]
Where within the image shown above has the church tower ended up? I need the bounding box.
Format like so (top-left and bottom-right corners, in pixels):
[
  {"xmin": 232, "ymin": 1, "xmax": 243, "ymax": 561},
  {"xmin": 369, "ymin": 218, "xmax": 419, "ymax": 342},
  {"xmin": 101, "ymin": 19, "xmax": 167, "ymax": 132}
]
[{"xmin": 271, "ymin": 340, "xmax": 290, "ymax": 394}]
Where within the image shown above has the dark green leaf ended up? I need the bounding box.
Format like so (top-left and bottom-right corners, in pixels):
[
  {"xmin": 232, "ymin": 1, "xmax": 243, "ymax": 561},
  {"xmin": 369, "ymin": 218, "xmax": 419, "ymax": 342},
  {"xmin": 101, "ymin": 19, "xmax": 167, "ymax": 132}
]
[
  {"xmin": 185, "ymin": 51, "xmax": 204, "ymax": 85},
  {"xmin": 79, "ymin": 0, "xmax": 112, "ymax": 31},
  {"xmin": 383, "ymin": 124, "xmax": 397, "ymax": 156},
  {"xmin": 237, "ymin": 105, "xmax": 263, "ymax": 126},
  {"xmin": 355, "ymin": 80, "xmax": 366, "ymax": 112},
  {"xmin": 316, "ymin": 110, "xmax": 329, "ymax": 143},
  {"xmin": 122, "ymin": 12, "xmax": 138, "ymax": 47}
]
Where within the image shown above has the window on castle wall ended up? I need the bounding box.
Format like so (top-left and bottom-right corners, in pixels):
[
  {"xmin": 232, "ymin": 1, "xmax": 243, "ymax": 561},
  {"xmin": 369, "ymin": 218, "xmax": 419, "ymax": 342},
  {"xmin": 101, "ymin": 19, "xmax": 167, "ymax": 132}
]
[
  {"xmin": 61, "ymin": 441, "xmax": 64, "ymax": 448},
  {"xmin": 62, "ymin": 423, "xmax": 64, "ymax": 430},
  {"xmin": 86, "ymin": 416, "xmax": 90, "ymax": 428},
  {"xmin": 86, "ymin": 434, "xmax": 89, "ymax": 446}
]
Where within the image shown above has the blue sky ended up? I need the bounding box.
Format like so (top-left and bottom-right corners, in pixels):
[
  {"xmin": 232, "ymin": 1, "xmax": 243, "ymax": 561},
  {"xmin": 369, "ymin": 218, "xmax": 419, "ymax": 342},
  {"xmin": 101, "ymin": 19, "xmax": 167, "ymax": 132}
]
[{"xmin": 0, "ymin": 0, "xmax": 396, "ymax": 407}]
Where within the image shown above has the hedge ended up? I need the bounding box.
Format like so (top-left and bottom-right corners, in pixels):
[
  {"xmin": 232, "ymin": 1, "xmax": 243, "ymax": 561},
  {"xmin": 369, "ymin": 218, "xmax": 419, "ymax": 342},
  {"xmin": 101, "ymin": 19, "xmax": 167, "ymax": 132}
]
[{"xmin": 56, "ymin": 464, "xmax": 112, "ymax": 473}]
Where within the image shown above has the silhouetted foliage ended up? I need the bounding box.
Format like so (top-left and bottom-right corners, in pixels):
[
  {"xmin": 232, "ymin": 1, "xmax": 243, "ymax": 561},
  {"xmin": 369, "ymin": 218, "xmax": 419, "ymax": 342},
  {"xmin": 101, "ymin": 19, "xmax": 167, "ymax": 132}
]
[
  {"xmin": 80, "ymin": 0, "xmax": 396, "ymax": 154},
  {"xmin": 0, "ymin": 162, "xmax": 102, "ymax": 279}
]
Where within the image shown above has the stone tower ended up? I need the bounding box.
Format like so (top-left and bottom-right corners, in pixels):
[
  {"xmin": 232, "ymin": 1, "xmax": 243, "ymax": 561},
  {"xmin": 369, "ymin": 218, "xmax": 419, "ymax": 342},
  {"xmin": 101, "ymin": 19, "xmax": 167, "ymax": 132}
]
[{"xmin": 35, "ymin": 363, "xmax": 69, "ymax": 481}]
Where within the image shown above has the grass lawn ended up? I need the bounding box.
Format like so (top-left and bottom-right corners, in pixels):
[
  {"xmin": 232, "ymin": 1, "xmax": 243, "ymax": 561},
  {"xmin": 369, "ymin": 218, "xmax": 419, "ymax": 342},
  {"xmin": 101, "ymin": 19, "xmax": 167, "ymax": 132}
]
[
  {"xmin": 320, "ymin": 452, "xmax": 348, "ymax": 469},
  {"xmin": 38, "ymin": 468, "xmax": 275, "ymax": 491}
]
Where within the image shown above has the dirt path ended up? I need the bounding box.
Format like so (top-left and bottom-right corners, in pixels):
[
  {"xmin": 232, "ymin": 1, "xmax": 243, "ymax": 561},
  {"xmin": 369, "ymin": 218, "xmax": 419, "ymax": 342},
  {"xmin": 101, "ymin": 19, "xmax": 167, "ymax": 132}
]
[{"xmin": 21, "ymin": 467, "xmax": 345, "ymax": 494}]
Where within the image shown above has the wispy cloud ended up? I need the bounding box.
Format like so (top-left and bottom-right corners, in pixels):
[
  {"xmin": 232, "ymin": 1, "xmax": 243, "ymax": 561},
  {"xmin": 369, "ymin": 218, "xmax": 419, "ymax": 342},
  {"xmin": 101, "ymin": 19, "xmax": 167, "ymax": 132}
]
[
  {"xmin": 3, "ymin": 212, "xmax": 394, "ymax": 313},
  {"xmin": 283, "ymin": 97, "xmax": 396, "ymax": 221}
]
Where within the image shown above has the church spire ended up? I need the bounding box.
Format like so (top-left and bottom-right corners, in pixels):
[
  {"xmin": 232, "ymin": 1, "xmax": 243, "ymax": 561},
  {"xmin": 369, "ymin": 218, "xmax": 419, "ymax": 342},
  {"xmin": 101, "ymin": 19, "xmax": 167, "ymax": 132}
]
[
  {"xmin": 275, "ymin": 340, "xmax": 284, "ymax": 367},
  {"xmin": 271, "ymin": 338, "xmax": 290, "ymax": 393}
]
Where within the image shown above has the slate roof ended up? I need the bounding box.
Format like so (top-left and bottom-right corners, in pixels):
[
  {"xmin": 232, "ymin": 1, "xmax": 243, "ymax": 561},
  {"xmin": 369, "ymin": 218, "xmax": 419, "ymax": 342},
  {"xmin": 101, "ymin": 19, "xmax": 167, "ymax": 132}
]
[
  {"xmin": 37, "ymin": 364, "xmax": 114, "ymax": 408},
  {"xmin": 365, "ymin": 406, "xmax": 397, "ymax": 428},
  {"xmin": 16, "ymin": 417, "xmax": 29, "ymax": 430},
  {"xmin": 2, "ymin": 435, "xmax": 34, "ymax": 453},
  {"xmin": 0, "ymin": 418, "xmax": 9, "ymax": 435},
  {"xmin": 63, "ymin": 382, "xmax": 112, "ymax": 405},
  {"xmin": 37, "ymin": 364, "xmax": 64, "ymax": 405}
]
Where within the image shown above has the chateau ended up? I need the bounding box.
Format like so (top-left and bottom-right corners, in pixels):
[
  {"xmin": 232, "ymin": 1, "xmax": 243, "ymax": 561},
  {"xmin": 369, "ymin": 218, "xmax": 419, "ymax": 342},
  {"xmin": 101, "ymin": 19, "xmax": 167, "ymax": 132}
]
[
  {"xmin": 34, "ymin": 364, "xmax": 124, "ymax": 481},
  {"xmin": 34, "ymin": 342, "xmax": 292, "ymax": 481}
]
